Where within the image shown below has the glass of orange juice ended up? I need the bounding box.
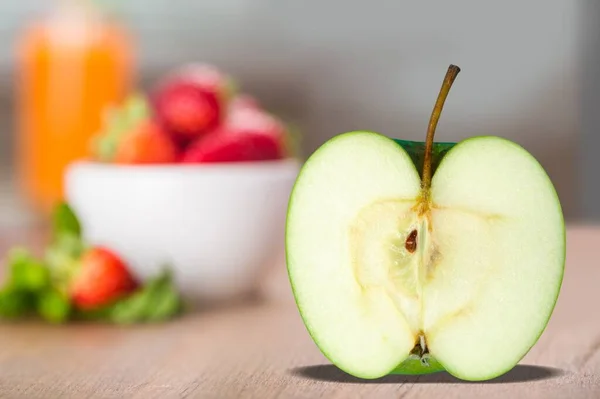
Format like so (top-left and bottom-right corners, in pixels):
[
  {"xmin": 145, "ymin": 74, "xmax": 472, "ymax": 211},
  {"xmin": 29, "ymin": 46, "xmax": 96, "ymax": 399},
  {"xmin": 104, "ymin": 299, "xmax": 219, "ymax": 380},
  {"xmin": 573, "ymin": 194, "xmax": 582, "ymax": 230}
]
[{"xmin": 16, "ymin": 0, "xmax": 135, "ymax": 215}]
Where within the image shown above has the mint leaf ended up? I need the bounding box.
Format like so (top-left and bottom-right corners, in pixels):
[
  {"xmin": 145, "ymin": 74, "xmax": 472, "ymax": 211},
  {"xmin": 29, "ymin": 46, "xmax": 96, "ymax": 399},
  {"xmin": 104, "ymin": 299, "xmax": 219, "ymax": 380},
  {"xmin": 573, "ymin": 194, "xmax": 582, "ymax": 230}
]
[
  {"xmin": 48, "ymin": 233, "xmax": 86, "ymax": 260},
  {"xmin": 109, "ymin": 289, "xmax": 151, "ymax": 324},
  {"xmin": 0, "ymin": 288, "xmax": 33, "ymax": 319},
  {"xmin": 1, "ymin": 204, "xmax": 82, "ymax": 324},
  {"xmin": 45, "ymin": 234, "xmax": 85, "ymax": 294},
  {"xmin": 52, "ymin": 203, "xmax": 81, "ymax": 240},
  {"xmin": 7, "ymin": 248, "xmax": 50, "ymax": 292},
  {"xmin": 145, "ymin": 285, "xmax": 181, "ymax": 322},
  {"xmin": 108, "ymin": 268, "xmax": 183, "ymax": 324},
  {"xmin": 144, "ymin": 270, "xmax": 183, "ymax": 322},
  {"xmin": 36, "ymin": 288, "xmax": 71, "ymax": 324},
  {"xmin": 0, "ymin": 249, "xmax": 51, "ymax": 320}
]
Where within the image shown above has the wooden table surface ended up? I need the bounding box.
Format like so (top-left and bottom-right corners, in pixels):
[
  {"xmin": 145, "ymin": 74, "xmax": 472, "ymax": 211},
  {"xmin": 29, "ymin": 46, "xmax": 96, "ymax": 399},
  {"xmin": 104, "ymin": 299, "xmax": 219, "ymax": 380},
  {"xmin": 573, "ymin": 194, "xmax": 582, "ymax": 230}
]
[{"xmin": 0, "ymin": 225, "xmax": 598, "ymax": 398}]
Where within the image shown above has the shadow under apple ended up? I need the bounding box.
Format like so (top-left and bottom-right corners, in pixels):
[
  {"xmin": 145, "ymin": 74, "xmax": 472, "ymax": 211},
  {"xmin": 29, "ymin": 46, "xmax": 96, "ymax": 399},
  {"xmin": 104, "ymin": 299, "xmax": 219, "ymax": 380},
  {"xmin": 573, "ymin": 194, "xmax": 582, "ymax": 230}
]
[{"xmin": 290, "ymin": 364, "xmax": 564, "ymax": 384}]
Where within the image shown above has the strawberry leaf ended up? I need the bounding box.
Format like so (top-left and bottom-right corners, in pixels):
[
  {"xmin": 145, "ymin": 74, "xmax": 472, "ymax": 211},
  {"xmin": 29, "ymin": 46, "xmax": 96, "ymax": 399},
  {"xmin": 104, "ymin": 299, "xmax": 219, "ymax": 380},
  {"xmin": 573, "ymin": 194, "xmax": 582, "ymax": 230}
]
[
  {"xmin": 36, "ymin": 288, "xmax": 71, "ymax": 324},
  {"xmin": 6, "ymin": 248, "xmax": 50, "ymax": 292},
  {"xmin": 0, "ymin": 249, "xmax": 50, "ymax": 320},
  {"xmin": 108, "ymin": 290, "xmax": 150, "ymax": 324},
  {"xmin": 283, "ymin": 122, "xmax": 304, "ymax": 160},
  {"xmin": 46, "ymin": 202, "xmax": 87, "ymax": 294},
  {"xmin": 144, "ymin": 270, "xmax": 183, "ymax": 322},
  {"xmin": 52, "ymin": 202, "xmax": 81, "ymax": 240},
  {"xmin": 222, "ymin": 76, "xmax": 239, "ymax": 103},
  {"xmin": 0, "ymin": 288, "xmax": 34, "ymax": 319},
  {"xmin": 45, "ymin": 234, "xmax": 86, "ymax": 294},
  {"xmin": 91, "ymin": 93, "xmax": 151, "ymax": 162},
  {"xmin": 107, "ymin": 268, "xmax": 183, "ymax": 324}
]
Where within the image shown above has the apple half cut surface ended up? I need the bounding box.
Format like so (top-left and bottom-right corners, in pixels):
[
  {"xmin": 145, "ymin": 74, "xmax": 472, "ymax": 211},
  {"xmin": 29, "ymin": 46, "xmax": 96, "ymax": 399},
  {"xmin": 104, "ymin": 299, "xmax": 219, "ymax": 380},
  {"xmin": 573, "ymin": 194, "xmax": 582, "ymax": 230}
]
[{"xmin": 285, "ymin": 65, "xmax": 565, "ymax": 381}]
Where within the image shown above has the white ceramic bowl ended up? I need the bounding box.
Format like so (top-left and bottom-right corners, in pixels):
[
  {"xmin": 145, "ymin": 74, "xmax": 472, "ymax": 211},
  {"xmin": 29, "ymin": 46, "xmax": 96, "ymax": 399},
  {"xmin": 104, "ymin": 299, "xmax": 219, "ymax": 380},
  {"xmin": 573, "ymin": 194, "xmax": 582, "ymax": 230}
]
[{"xmin": 64, "ymin": 159, "xmax": 300, "ymax": 303}]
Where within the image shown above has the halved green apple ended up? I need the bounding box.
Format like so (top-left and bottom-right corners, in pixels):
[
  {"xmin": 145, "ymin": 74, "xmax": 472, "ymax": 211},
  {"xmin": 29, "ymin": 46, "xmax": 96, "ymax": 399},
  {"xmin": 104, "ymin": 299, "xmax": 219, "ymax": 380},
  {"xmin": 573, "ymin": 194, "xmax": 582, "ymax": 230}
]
[{"xmin": 285, "ymin": 65, "xmax": 565, "ymax": 381}]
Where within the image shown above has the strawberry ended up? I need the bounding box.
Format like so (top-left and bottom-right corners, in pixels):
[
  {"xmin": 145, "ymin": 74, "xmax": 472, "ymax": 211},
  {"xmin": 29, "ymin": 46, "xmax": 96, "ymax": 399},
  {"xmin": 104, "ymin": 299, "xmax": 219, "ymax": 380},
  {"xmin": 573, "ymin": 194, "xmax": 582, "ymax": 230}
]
[
  {"xmin": 92, "ymin": 94, "xmax": 152, "ymax": 162},
  {"xmin": 229, "ymin": 94, "xmax": 261, "ymax": 113},
  {"xmin": 70, "ymin": 247, "xmax": 138, "ymax": 310},
  {"xmin": 182, "ymin": 127, "xmax": 284, "ymax": 163},
  {"xmin": 181, "ymin": 100, "xmax": 289, "ymax": 163},
  {"xmin": 175, "ymin": 63, "xmax": 235, "ymax": 99},
  {"xmin": 226, "ymin": 107, "xmax": 302, "ymax": 159},
  {"xmin": 114, "ymin": 120, "xmax": 179, "ymax": 164},
  {"xmin": 154, "ymin": 85, "xmax": 221, "ymax": 142},
  {"xmin": 152, "ymin": 64, "xmax": 234, "ymax": 143},
  {"xmin": 226, "ymin": 106, "xmax": 286, "ymax": 137}
]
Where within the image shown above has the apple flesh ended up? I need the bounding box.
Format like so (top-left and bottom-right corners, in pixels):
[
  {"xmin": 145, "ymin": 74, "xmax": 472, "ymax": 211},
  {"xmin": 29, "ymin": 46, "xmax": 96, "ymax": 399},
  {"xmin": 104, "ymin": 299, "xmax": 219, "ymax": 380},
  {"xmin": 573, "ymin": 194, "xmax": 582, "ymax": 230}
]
[{"xmin": 286, "ymin": 130, "xmax": 565, "ymax": 381}]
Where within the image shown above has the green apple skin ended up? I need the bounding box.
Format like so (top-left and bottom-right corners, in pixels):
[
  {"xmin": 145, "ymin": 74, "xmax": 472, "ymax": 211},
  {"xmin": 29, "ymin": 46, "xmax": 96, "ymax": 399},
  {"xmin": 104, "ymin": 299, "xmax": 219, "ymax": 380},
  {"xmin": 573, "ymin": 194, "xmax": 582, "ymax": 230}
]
[
  {"xmin": 286, "ymin": 131, "xmax": 566, "ymax": 381},
  {"xmin": 393, "ymin": 139, "xmax": 455, "ymax": 179},
  {"xmin": 391, "ymin": 356, "xmax": 446, "ymax": 375}
]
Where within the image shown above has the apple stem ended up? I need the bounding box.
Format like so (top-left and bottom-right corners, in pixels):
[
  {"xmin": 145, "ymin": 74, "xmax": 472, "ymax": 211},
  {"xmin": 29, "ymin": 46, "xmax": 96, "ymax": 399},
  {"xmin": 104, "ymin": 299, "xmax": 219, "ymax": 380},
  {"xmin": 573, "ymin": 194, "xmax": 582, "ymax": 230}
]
[{"xmin": 421, "ymin": 65, "xmax": 461, "ymax": 190}]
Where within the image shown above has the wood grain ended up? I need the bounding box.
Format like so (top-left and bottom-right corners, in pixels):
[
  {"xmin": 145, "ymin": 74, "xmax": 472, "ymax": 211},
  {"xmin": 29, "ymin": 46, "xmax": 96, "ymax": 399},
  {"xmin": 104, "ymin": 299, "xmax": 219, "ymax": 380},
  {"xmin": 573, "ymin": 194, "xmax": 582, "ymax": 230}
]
[{"xmin": 0, "ymin": 226, "xmax": 598, "ymax": 398}]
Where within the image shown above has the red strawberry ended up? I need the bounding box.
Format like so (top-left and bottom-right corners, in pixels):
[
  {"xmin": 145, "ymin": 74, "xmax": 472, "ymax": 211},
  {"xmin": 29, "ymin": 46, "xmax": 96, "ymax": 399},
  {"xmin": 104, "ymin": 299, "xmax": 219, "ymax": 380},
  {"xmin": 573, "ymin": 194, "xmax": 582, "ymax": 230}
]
[
  {"xmin": 182, "ymin": 127, "xmax": 284, "ymax": 163},
  {"xmin": 182, "ymin": 106, "xmax": 290, "ymax": 163},
  {"xmin": 154, "ymin": 85, "xmax": 221, "ymax": 142},
  {"xmin": 114, "ymin": 120, "xmax": 179, "ymax": 164},
  {"xmin": 229, "ymin": 94, "xmax": 261, "ymax": 113},
  {"xmin": 70, "ymin": 247, "xmax": 138, "ymax": 310},
  {"xmin": 175, "ymin": 64, "xmax": 232, "ymax": 98},
  {"xmin": 153, "ymin": 64, "xmax": 233, "ymax": 143},
  {"xmin": 226, "ymin": 106, "xmax": 286, "ymax": 138}
]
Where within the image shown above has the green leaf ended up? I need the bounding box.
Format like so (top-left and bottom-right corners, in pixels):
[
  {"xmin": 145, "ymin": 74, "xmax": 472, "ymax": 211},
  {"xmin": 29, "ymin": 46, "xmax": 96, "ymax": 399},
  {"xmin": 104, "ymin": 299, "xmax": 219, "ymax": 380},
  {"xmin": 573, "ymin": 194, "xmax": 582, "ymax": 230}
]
[
  {"xmin": 283, "ymin": 122, "xmax": 304, "ymax": 160},
  {"xmin": 0, "ymin": 288, "xmax": 34, "ymax": 319},
  {"xmin": 222, "ymin": 76, "xmax": 239, "ymax": 103},
  {"xmin": 44, "ymin": 240, "xmax": 83, "ymax": 295},
  {"xmin": 36, "ymin": 288, "xmax": 71, "ymax": 324},
  {"xmin": 109, "ymin": 289, "xmax": 151, "ymax": 324},
  {"xmin": 144, "ymin": 271, "xmax": 183, "ymax": 322},
  {"xmin": 91, "ymin": 93, "xmax": 151, "ymax": 162},
  {"xmin": 51, "ymin": 203, "xmax": 82, "ymax": 240},
  {"xmin": 125, "ymin": 93, "xmax": 151, "ymax": 123},
  {"xmin": 49, "ymin": 233, "xmax": 86, "ymax": 260},
  {"xmin": 74, "ymin": 305, "xmax": 111, "ymax": 322},
  {"xmin": 6, "ymin": 248, "xmax": 50, "ymax": 292},
  {"xmin": 108, "ymin": 268, "xmax": 183, "ymax": 324}
]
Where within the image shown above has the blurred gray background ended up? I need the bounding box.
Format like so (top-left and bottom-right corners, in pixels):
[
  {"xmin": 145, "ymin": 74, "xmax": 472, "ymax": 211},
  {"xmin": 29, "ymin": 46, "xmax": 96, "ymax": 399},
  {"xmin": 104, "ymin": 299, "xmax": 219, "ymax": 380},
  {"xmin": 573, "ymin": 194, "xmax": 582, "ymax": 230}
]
[
  {"xmin": 0, "ymin": 0, "xmax": 589, "ymax": 223},
  {"xmin": 581, "ymin": 0, "xmax": 600, "ymax": 221}
]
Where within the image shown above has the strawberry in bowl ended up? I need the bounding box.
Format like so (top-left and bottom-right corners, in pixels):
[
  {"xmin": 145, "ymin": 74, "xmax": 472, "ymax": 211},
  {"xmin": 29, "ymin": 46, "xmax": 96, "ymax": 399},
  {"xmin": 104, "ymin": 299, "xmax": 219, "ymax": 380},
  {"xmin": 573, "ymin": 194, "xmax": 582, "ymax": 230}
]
[
  {"xmin": 92, "ymin": 65, "xmax": 300, "ymax": 166},
  {"xmin": 68, "ymin": 64, "xmax": 301, "ymax": 303},
  {"xmin": 152, "ymin": 63, "xmax": 233, "ymax": 145},
  {"xmin": 182, "ymin": 105, "xmax": 288, "ymax": 163}
]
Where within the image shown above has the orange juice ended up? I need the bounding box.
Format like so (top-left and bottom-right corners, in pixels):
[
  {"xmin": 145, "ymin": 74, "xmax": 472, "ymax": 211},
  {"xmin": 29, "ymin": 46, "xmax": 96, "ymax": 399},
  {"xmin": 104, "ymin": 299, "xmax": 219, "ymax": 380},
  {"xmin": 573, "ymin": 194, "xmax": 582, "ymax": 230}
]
[{"xmin": 16, "ymin": 3, "xmax": 134, "ymax": 214}]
